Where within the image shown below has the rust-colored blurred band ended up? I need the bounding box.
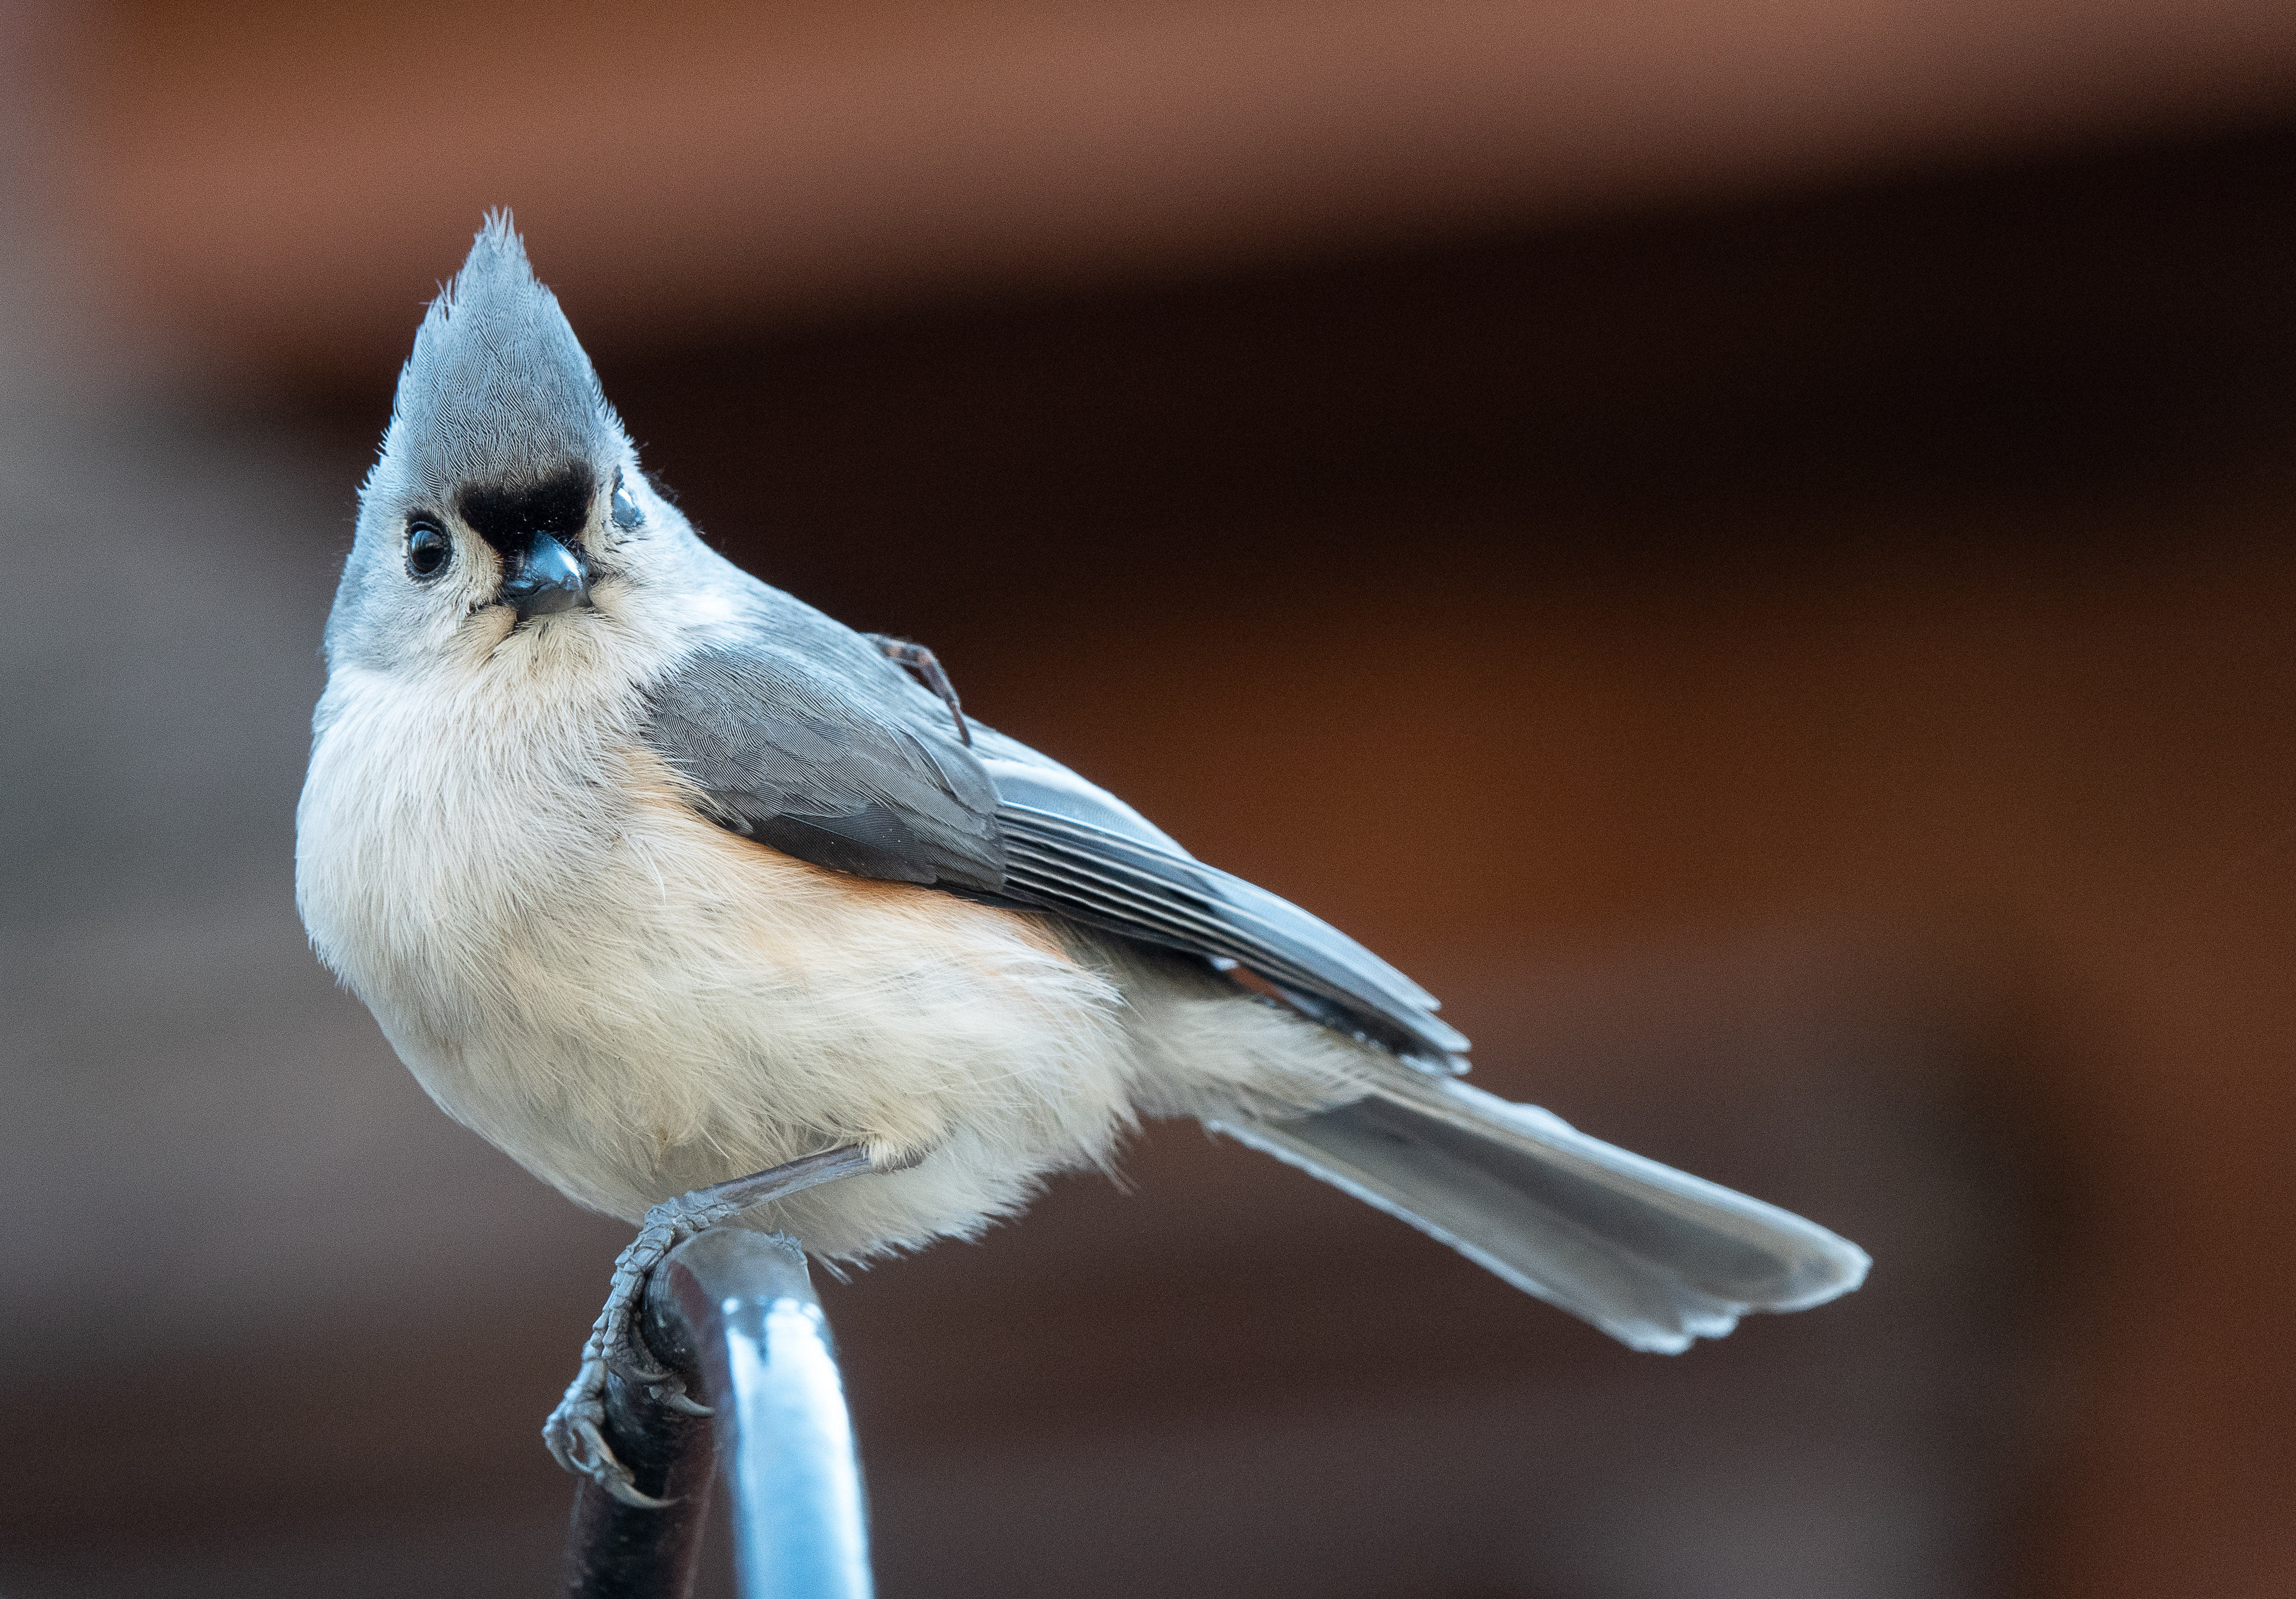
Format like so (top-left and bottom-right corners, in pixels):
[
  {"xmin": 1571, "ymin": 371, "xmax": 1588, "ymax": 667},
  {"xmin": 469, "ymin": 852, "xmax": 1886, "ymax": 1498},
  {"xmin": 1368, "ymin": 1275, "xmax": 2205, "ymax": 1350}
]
[{"xmin": 75, "ymin": 0, "xmax": 2296, "ymax": 377}]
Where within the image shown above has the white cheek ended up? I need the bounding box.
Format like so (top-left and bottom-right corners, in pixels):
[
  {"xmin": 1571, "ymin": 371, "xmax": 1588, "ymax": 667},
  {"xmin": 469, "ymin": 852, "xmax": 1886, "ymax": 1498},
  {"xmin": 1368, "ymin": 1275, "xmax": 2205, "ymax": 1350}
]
[{"xmin": 443, "ymin": 539, "xmax": 504, "ymax": 611}]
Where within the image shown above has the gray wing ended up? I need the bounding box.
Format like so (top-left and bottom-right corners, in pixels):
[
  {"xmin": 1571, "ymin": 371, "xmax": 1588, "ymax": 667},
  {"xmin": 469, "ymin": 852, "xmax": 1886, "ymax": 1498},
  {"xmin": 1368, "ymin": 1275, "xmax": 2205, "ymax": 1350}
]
[
  {"xmin": 973, "ymin": 737, "xmax": 1466, "ymax": 1060},
  {"xmin": 642, "ymin": 644, "xmax": 1005, "ymax": 890},
  {"xmin": 643, "ymin": 634, "xmax": 1465, "ymax": 1061}
]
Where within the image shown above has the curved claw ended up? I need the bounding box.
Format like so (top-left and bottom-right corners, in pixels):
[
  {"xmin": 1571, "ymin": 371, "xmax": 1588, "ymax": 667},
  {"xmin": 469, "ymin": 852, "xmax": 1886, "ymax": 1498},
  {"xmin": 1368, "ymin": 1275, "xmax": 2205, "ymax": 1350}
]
[
  {"xmin": 608, "ymin": 1349, "xmax": 677, "ymax": 1387},
  {"xmin": 543, "ymin": 1403, "xmax": 611, "ymax": 1477},
  {"xmin": 652, "ymin": 1382, "xmax": 714, "ymax": 1418},
  {"xmin": 545, "ymin": 1399, "xmax": 679, "ymax": 1510},
  {"xmin": 598, "ymin": 1464, "xmax": 678, "ymax": 1511}
]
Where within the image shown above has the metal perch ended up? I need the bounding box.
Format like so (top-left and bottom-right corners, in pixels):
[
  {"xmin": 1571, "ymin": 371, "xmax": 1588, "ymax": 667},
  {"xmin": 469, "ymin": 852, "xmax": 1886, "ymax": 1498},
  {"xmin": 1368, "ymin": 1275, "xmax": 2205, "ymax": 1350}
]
[{"xmin": 563, "ymin": 1228, "xmax": 874, "ymax": 1599}]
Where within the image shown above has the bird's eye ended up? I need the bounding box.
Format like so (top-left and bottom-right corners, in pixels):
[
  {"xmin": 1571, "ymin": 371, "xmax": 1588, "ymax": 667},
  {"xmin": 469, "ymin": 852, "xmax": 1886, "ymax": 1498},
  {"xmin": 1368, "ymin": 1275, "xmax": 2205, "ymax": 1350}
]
[
  {"xmin": 406, "ymin": 521, "xmax": 451, "ymax": 578},
  {"xmin": 610, "ymin": 474, "xmax": 642, "ymax": 530}
]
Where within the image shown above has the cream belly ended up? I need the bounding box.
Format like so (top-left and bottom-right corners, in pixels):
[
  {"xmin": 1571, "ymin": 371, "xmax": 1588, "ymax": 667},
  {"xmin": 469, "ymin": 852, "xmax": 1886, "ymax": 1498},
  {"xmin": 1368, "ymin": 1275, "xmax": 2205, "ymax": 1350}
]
[{"xmin": 296, "ymin": 660, "xmax": 1149, "ymax": 1259}]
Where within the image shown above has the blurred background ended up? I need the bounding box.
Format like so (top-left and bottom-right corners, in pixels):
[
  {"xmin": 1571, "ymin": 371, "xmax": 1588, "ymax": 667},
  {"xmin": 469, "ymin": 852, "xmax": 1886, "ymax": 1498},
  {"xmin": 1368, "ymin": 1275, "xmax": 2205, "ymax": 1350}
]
[{"xmin": 3, "ymin": 1, "xmax": 2294, "ymax": 1595}]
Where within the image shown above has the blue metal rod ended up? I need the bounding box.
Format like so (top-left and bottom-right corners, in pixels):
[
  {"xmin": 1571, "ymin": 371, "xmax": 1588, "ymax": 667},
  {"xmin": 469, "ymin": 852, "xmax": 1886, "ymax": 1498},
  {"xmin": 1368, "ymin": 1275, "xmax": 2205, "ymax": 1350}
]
[{"xmin": 647, "ymin": 1228, "xmax": 875, "ymax": 1599}]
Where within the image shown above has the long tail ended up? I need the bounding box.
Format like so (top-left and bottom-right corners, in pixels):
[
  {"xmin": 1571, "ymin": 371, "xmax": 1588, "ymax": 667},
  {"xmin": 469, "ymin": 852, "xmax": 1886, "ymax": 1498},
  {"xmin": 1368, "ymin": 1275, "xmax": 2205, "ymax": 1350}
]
[{"xmin": 1208, "ymin": 1072, "xmax": 1869, "ymax": 1353}]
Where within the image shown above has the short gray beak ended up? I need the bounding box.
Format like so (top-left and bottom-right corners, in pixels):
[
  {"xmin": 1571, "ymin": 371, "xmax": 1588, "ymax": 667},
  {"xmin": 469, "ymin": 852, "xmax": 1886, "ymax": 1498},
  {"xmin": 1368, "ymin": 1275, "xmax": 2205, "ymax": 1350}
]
[{"xmin": 499, "ymin": 533, "xmax": 591, "ymax": 620}]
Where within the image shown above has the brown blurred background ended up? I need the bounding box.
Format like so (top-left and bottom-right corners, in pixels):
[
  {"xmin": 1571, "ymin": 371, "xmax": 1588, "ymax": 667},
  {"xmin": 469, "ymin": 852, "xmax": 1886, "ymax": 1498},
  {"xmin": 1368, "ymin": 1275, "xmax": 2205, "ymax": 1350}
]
[{"xmin": 3, "ymin": 1, "xmax": 2295, "ymax": 1595}]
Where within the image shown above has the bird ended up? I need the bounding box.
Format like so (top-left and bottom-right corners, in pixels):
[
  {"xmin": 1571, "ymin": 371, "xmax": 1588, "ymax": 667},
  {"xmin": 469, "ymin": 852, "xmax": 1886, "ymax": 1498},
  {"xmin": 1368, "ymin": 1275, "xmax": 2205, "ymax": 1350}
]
[{"xmin": 295, "ymin": 215, "xmax": 1869, "ymax": 1507}]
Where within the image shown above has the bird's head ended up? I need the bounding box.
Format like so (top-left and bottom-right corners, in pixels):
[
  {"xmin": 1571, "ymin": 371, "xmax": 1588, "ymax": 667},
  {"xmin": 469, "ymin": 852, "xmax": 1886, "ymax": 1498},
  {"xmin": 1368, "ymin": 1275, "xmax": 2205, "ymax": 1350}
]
[{"xmin": 327, "ymin": 214, "xmax": 681, "ymax": 676}]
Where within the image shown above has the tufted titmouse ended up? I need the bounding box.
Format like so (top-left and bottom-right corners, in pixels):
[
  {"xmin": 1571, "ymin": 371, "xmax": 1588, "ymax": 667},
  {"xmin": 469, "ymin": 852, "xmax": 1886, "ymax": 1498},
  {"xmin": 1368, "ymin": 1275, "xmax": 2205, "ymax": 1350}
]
[{"xmin": 295, "ymin": 217, "xmax": 1868, "ymax": 1506}]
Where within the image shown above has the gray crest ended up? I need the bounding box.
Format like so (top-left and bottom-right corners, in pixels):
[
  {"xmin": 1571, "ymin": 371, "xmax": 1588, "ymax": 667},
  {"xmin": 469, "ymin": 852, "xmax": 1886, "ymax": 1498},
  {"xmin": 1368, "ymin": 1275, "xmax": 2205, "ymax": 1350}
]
[{"xmin": 375, "ymin": 212, "xmax": 622, "ymax": 500}]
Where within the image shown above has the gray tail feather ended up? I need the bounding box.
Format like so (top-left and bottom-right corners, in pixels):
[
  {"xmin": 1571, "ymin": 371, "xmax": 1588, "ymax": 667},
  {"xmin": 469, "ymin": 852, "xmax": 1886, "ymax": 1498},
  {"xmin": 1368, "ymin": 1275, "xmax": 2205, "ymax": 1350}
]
[{"xmin": 1208, "ymin": 1073, "xmax": 1870, "ymax": 1353}]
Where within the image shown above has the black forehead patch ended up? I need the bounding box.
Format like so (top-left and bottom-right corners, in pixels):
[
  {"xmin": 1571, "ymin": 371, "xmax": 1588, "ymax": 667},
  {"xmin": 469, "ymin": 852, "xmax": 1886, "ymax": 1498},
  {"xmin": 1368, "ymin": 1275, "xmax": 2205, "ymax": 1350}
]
[{"xmin": 457, "ymin": 464, "xmax": 594, "ymax": 551}]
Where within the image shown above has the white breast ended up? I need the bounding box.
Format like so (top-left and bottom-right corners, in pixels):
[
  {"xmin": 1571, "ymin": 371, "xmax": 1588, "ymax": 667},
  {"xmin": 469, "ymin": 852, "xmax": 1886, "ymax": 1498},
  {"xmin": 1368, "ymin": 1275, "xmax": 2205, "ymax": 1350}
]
[{"xmin": 294, "ymin": 623, "xmax": 1147, "ymax": 1258}]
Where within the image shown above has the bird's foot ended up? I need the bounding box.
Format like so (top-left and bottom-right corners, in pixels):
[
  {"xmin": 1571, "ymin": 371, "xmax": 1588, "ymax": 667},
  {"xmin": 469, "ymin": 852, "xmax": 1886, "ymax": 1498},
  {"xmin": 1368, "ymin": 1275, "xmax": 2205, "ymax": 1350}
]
[
  {"xmin": 542, "ymin": 1144, "xmax": 880, "ymax": 1507},
  {"xmin": 542, "ymin": 1201, "xmax": 715, "ymax": 1507},
  {"xmin": 866, "ymin": 632, "xmax": 972, "ymax": 746}
]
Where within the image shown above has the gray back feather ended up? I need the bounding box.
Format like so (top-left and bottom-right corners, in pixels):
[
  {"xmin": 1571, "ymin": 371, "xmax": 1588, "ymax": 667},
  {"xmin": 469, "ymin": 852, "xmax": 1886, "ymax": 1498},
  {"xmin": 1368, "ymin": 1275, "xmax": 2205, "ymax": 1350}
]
[{"xmin": 645, "ymin": 639, "xmax": 1006, "ymax": 890}]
